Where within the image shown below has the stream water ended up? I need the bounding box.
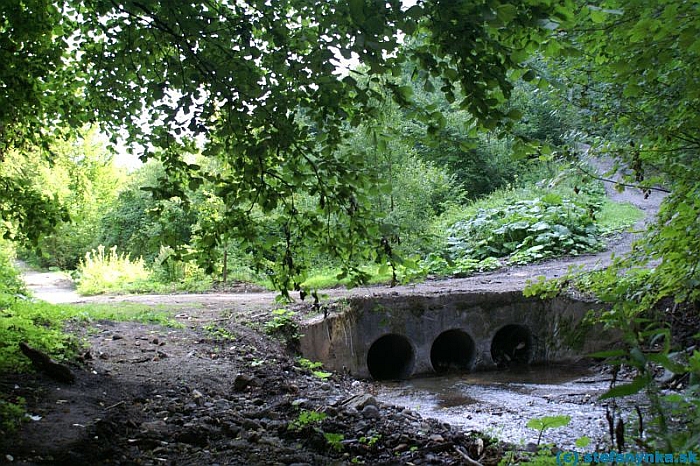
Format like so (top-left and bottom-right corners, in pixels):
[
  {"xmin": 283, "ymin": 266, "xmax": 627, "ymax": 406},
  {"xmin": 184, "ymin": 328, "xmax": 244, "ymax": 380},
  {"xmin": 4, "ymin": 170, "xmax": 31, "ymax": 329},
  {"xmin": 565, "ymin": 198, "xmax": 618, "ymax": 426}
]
[{"xmin": 375, "ymin": 364, "xmax": 616, "ymax": 449}]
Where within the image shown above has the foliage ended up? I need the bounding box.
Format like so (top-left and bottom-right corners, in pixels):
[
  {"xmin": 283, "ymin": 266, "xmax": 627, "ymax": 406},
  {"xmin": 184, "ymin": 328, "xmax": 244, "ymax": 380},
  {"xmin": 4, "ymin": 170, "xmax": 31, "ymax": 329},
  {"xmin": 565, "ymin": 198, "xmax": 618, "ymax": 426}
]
[
  {"xmin": 16, "ymin": 128, "xmax": 125, "ymax": 269},
  {"xmin": 75, "ymin": 244, "xmax": 211, "ymax": 295},
  {"xmin": 0, "ymin": 395, "xmax": 25, "ymax": 434},
  {"xmin": 0, "ymin": 240, "xmax": 27, "ymax": 301},
  {"xmin": 0, "ymin": 1, "xmax": 86, "ymax": 154},
  {"xmin": 151, "ymin": 246, "xmax": 213, "ymax": 291},
  {"xmin": 448, "ymin": 195, "xmax": 603, "ymax": 265},
  {"xmin": 0, "ymin": 164, "xmax": 69, "ymax": 246},
  {"xmin": 297, "ymin": 358, "xmax": 332, "ymax": 380},
  {"xmin": 76, "ymin": 245, "xmax": 150, "ymax": 295},
  {"xmin": 526, "ymin": 415, "xmax": 571, "ymax": 445},
  {"xmin": 65, "ymin": 0, "xmax": 570, "ymax": 293},
  {"xmin": 323, "ymin": 432, "xmax": 345, "ymax": 452},
  {"xmin": 288, "ymin": 410, "xmax": 327, "ymax": 432},
  {"xmin": 0, "ymin": 299, "xmax": 82, "ymax": 372},
  {"xmin": 98, "ymin": 162, "xmax": 196, "ymax": 264},
  {"xmin": 264, "ymin": 309, "xmax": 301, "ymax": 351},
  {"xmin": 527, "ymin": 0, "xmax": 700, "ymax": 452},
  {"xmin": 202, "ymin": 324, "xmax": 236, "ymax": 342}
]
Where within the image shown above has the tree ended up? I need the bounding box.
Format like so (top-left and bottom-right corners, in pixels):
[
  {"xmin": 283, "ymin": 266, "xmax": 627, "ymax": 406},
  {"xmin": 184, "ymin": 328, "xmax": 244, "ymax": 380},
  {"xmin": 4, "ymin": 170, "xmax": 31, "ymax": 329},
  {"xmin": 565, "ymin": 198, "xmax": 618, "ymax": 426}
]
[
  {"xmin": 556, "ymin": 1, "xmax": 700, "ymax": 305},
  {"xmin": 1, "ymin": 1, "xmax": 89, "ymax": 243},
  {"xmin": 17, "ymin": 128, "xmax": 125, "ymax": 269},
  {"xmin": 2, "ymin": 0, "xmax": 572, "ymax": 289},
  {"xmin": 76, "ymin": 0, "xmax": 570, "ymax": 290},
  {"xmin": 532, "ymin": 1, "xmax": 700, "ymax": 450},
  {"xmin": 98, "ymin": 161, "xmax": 195, "ymax": 263}
]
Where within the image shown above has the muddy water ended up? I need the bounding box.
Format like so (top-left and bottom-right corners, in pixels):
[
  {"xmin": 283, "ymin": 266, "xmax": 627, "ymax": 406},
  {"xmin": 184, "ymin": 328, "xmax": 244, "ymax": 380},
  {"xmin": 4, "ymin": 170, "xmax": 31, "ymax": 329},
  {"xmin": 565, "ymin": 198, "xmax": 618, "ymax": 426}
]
[{"xmin": 375, "ymin": 364, "xmax": 615, "ymax": 449}]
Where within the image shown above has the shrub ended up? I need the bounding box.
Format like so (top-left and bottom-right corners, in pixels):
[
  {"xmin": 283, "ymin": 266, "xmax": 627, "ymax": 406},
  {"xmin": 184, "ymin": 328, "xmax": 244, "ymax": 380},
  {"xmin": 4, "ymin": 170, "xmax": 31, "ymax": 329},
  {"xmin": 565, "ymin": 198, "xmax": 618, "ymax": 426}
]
[
  {"xmin": 76, "ymin": 245, "xmax": 150, "ymax": 295},
  {"xmin": 0, "ymin": 241, "xmax": 27, "ymax": 301},
  {"xmin": 447, "ymin": 194, "xmax": 604, "ymax": 265}
]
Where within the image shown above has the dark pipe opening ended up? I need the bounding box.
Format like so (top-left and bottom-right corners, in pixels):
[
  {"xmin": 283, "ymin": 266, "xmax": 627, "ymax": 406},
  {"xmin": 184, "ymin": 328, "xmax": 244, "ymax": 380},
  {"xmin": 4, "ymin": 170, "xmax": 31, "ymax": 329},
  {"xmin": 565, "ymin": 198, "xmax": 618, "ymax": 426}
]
[
  {"xmin": 430, "ymin": 329, "xmax": 476, "ymax": 373},
  {"xmin": 367, "ymin": 334, "xmax": 415, "ymax": 380},
  {"xmin": 491, "ymin": 324, "xmax": 532, "ymax": 368}
]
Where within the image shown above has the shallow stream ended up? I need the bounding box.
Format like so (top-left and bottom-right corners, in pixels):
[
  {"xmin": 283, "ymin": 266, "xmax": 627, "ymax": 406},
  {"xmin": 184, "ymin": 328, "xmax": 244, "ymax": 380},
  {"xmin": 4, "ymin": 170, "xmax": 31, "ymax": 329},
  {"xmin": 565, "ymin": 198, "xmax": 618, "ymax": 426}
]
[{"xmin": 375, "ymin": 364, "xmax": 616, "ymax": 449}]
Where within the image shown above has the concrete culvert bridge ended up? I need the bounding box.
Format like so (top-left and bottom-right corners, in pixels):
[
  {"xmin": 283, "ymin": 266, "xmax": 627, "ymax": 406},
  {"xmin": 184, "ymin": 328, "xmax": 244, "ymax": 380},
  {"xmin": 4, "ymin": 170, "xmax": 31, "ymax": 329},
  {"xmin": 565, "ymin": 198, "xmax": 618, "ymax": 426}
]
[
  {"xmin": 367, "ymin": 334, "xmax": 415, "ymax": 380},
  {"xmin": 491, "ymin": 324, "xmax": 532, "ymax": 367},
  {"xmin": 430, "ymin": 329, "xmax": 476, "ymax": 373}
]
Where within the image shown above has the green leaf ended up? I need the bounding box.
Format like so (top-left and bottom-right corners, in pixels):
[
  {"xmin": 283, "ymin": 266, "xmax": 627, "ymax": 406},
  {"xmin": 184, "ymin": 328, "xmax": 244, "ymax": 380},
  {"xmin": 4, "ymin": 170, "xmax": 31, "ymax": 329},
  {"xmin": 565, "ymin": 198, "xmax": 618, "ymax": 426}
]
[
  {"xmin": 599, "ymin": 375, "xmax": 650, "ymax": 400},
  {"xmin": 348, "ymin": 0, "xmax": 365, "ymax": 22},
  {"xmin": 526, "ymin": 415, "xmax": 571, "ymax": 431},
  {"xmin": 590, "ymin": 9, "xmax": 607, "ymax": 24},
  {"xmin": 496, "ymin": 4, "xmax": 518, "ymax": 24},
  {"xmin": 575, "ymin": 436, "xmax": 591, "ymax": 448}
]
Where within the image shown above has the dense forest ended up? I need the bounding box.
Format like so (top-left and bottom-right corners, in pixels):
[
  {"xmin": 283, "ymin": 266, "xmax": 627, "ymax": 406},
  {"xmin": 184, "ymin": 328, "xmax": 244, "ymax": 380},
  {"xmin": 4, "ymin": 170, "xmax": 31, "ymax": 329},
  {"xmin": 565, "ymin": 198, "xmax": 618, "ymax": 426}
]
[{"xmin": 1, "ymin": 0, "xmax": 699, "ymax": 458}]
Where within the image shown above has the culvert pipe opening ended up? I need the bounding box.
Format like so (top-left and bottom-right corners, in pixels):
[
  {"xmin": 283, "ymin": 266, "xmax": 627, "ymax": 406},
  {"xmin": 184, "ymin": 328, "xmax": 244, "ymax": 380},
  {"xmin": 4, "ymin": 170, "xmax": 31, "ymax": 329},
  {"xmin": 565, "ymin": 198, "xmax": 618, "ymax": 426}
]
[
  {"xmin": 367, "ymin": 334, "xmax": 415, "ymax": 380},
  {"xmin": 491, "ymin": 324, "xmax": 532, "ymax": 367},
  {"xmin": 430, "ymin": 329, "xmax": 476, "ymax": 373}
]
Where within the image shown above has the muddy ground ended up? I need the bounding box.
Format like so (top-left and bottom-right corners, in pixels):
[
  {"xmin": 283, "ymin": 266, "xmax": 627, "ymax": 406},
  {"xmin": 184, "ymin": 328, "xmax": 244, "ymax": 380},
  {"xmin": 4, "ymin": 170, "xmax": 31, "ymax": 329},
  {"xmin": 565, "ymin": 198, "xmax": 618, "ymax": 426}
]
[
  {"xmin": 1, "ymin": 160, "xmax": 666, "ymax": 465},
  {"xmin": 2, "ymin": 297, "xmax": 505, "ymax": 465}
]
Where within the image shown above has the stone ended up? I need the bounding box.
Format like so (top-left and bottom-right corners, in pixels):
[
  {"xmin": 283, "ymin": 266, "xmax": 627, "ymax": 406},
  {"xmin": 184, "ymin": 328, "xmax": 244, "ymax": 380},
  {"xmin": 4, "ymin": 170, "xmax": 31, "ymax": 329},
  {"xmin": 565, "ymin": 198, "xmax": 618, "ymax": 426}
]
[
  {"xmin": 233, "ymin": 374, "xmax": 255, "ymax": 392},
  {"xmin": 361, "ymin": 405, "xmax": 380, "ymax": 419},
  {"xmin": 526, "ymin": 442, "xmax": 539, "ymax": 453},
  {"xmin": 339, "ymin": 394, "xmax": 378, "ymax": 412}
]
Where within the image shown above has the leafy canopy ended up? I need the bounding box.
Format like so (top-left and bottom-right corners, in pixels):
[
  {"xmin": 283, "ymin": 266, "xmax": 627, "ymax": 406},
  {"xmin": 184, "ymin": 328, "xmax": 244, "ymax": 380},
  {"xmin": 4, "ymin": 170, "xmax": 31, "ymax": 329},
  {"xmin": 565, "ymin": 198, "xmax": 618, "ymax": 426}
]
[{"xmin": 49, "ymin": 0, "xmax": 567, "ymax": 290}]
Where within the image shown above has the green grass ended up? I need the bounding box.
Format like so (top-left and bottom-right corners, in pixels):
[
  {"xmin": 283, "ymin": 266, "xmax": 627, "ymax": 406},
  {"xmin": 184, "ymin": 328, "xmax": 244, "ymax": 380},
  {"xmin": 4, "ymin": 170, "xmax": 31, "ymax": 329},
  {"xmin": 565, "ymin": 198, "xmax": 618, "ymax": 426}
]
[
  {"xmin": 596, "ymin": 199, "xmax": 645, "ymax": 233},
  {"xmin": 301, "ymin": 264, "xmax": 395, "ymax": 289}
]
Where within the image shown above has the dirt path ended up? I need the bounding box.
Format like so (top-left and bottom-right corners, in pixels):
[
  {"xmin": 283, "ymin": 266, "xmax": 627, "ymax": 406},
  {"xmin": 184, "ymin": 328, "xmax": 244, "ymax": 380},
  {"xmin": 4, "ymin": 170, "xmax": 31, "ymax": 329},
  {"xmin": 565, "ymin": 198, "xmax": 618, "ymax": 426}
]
[{"xmin": 4, "ymin": 159, "xmax": 665, "ymax": 465}]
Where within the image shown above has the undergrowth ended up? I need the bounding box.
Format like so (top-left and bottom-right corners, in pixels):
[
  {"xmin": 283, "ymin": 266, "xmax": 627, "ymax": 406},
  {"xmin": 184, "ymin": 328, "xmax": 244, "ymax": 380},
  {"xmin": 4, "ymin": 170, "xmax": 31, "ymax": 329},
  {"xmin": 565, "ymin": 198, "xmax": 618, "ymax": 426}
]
[
  {"xmin": 415, "ymin": 166, "xmax": 642, "ymax": 278},
  {"xmin": 447, "ymin": 194, "xmax": 604, "ymax": 264},
  {"xmin": 76, "ymin": 245, "xmax": 211, "ymax": 295}
]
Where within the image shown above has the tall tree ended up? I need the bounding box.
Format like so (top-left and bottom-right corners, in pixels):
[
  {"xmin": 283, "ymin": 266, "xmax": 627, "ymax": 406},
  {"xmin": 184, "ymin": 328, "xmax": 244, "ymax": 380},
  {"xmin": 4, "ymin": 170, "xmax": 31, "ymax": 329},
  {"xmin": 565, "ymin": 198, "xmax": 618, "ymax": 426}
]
[
  {"xmin": 2, "ymin": 0, "xmax": 571, "ymax": 287},
  {"xmin": 74, "ymin": 0, "xmax": 567, "ymax": 289},
  {"xmin": 560, "ymin": 1, "xmax": 700, "ymax": 305}
]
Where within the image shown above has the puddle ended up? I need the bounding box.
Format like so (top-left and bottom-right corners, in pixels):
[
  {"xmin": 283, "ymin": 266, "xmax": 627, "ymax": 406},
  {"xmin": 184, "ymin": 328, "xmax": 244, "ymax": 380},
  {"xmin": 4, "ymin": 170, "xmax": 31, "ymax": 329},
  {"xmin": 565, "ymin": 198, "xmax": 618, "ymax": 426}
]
[{"xmin": 375, "ymin": 364, "xmax": 615, "ymax": 449}]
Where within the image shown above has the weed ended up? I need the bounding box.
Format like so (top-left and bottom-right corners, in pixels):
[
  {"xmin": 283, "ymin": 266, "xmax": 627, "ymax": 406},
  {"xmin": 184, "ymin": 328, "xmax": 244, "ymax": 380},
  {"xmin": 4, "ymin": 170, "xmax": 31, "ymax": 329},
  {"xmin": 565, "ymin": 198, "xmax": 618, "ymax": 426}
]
[
  {"xmin": 76, "ymin": 245, "xmax": 212, "ymax": 296},
  {"xmin": 324, "ymin": 432, "xmax": 345, "ymax": 452},
  {"xmin": 288, "ymin": 409, "xmax": 327, "ymax": 432},
  {"xmin": 296, "ymin": 357, "xmax": 332, "ymax": 379},
  {"xmin": 526, "ymin": 415, "xmax": 571, "ymax": 445},
  {"xmin": 76, "ymin": 245, "xmax": 151, "ymax": 295},
  {"xmin": 448, "ymin": 196, "xmax": 604, "ymax": 265},
  {"xmin": 264, "ymin": 309, "xmax": 297, "ymax": 334},
  {"xmin": 264, "ymin": 309, "xmax": 301, "ymax": 351},
  {"xmin": 203, "ymin": 324, "xmax": 236, "ymax": 341},
  {"xmin": 359, "ymin": 434, "xmax": 381, "ymax": 447},
  {"xmin": 0, "ymin": 396, "xmax": 26, "ymax": 434}
]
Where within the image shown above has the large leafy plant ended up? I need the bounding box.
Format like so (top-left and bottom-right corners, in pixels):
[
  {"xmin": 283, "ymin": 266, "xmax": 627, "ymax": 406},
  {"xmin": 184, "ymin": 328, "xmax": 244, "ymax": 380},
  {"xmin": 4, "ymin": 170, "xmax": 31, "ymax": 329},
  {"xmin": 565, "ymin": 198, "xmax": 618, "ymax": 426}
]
[{"xmin": 448, "ymin": 194, "xmax": 603, "ymax": 265}]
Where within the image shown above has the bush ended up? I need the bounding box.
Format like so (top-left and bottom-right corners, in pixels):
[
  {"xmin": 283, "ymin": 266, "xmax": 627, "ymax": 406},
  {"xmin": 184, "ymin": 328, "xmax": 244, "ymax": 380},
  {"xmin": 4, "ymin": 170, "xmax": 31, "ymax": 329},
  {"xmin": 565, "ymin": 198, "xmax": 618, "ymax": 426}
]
[
  {"xmin": 447, "ymin": 194, "xmax": 604, "ymax": 265},
  {"xmin": 152, "ymin": 246, "xmax": 212, "ymax": 292},
  {"xmin": 76, "ymin": 244, "xmax": 212, "ymax": 295},
  {"xmin": 0, "ymin": 241, "xmax": 27, "ymax": 301},
  {"xmin": 76, "ymin": 245, "xmax": 150, "ymax": 295}
]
